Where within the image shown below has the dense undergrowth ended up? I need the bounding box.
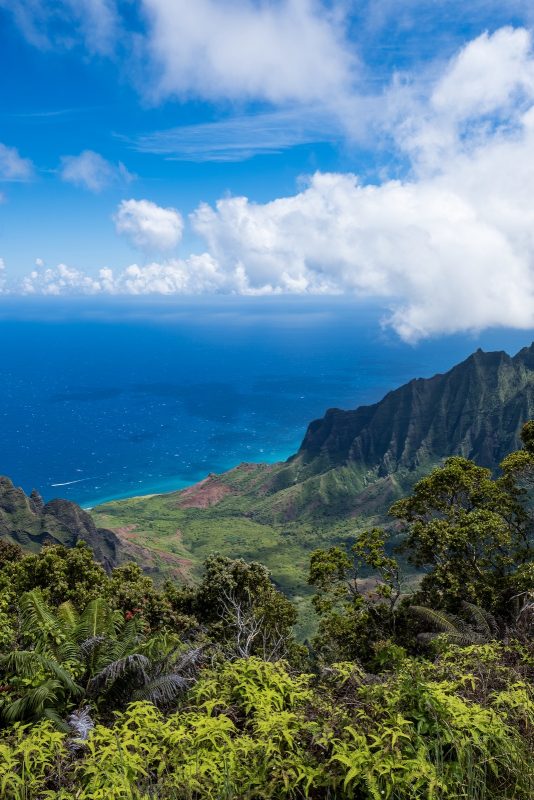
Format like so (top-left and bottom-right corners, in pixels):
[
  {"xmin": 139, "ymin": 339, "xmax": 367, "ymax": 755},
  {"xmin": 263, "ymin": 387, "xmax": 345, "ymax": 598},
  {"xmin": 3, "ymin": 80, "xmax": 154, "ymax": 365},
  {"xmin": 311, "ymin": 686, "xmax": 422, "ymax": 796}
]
[{"xmin": 1, "ymin": 425, "xmax": 533, "ymax": 798}]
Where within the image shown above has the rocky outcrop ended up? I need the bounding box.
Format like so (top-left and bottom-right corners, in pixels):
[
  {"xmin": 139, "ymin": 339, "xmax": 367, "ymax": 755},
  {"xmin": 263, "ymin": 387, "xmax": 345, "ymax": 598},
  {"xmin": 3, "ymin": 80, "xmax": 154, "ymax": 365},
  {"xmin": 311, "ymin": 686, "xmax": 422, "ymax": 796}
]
[
  {"xmin": 291, "ymin": 344, "xmax": 534, "ymax": 480},
  {"xmin": 0, "ymin": 476, "xmax": 120, "ymax": 570}
]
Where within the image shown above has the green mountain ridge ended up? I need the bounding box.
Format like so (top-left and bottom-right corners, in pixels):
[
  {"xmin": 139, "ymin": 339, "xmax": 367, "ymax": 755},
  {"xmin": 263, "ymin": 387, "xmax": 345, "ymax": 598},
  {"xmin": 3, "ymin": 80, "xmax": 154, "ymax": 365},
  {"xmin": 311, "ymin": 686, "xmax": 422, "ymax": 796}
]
[
  {"xmin": 2, "ymin": 343, "xmax": 534, "ymax": 625},
  {"xmin": 85, "ymin": 343, "xmax": 534, "ymax": 638},
  {"xmin": 0, "ymin": 476, "xmax": 120, "ymax": 570}
]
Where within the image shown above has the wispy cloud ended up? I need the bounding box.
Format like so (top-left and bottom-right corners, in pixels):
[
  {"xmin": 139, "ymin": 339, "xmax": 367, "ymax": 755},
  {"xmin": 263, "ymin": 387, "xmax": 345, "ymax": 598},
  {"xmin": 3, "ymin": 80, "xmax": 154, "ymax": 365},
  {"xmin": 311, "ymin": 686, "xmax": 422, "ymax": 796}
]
[
  {"xmin": 0, "ymin": 143, "xmax": 34, "ymax": 181},
  {"xmin": 132, "ymin": 108, "xmax": 343, "ymax": 162},
  {"xmin": 0, "ymin": 0, "xmax": 119, "ymax": 56},
  {"xmin": 3, "ymin": 106, "xmax": 107, "ymax": 121},
  {"xmin": 60, "ymin": 150, "xmax": 134, "ymax": 192}
]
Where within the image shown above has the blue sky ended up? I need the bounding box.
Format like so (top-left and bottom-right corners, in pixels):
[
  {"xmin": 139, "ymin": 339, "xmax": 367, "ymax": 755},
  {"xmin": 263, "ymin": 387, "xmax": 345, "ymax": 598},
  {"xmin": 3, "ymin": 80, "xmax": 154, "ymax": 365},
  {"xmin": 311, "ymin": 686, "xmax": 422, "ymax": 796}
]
[{"xmin": 1, "ymin": 1, "xmax": 534, "ymax": 341}]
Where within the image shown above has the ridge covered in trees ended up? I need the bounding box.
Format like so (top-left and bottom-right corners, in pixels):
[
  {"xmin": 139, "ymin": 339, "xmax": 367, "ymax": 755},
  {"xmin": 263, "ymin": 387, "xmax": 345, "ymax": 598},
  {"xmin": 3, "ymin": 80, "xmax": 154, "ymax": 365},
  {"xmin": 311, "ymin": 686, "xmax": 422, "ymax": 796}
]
[{"xmin": 0, "ymin": 425, "xmax": 533, "ymax": 798}]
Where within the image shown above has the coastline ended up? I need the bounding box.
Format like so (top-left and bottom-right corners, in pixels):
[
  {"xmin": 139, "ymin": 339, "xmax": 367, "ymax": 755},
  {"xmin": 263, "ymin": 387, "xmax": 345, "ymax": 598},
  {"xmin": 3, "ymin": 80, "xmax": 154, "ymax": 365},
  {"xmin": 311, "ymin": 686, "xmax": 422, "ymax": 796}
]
[{"xmin": 82, "ymin": 446, "xmax": 297, "ymax": 510}]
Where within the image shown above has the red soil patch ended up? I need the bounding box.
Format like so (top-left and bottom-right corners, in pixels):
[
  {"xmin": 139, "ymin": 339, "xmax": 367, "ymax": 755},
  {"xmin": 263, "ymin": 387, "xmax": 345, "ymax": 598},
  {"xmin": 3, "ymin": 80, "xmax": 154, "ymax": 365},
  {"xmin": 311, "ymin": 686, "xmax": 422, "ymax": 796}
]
[
  {"xmin": 114, "ymin": 524, "xmax": 138, "ymax": 537},
  {"xmin": 176, "ymin": 475, "xmax": 234, "ymax": 509}
]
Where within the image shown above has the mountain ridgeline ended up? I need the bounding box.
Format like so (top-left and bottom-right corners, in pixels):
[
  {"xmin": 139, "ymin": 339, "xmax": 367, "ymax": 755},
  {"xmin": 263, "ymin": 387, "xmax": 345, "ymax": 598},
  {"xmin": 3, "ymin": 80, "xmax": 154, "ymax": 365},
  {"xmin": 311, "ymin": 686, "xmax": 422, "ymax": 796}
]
[
  {"xmin": 293, "ymin": 343, "xmax": 534, "ymax": 478},
  {"xmin": 84, "ymin": 342, "xmax": 534, "ymax": 608},
  {"xmin": 0, "ymin": 476, "xmax": 120, "ymax": 570},
  {"xmin": 2, "ymin": 344, "xmax": 534, "ymax": 593}
]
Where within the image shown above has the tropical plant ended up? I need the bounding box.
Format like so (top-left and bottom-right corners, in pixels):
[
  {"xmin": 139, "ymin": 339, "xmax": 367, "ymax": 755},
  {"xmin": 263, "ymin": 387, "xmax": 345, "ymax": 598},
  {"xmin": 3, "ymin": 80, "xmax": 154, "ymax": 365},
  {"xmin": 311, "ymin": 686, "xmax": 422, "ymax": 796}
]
[
  {"xmin": 0, "ymin": 590, "xmax": 197, "ymax": 729},
  {"xmin": 391, "ymin": 424, "xmax": 534, "ymax": 616},
  {"xmin": 409, "ymin": 601, "xmax": 500, "ymax": 646}
]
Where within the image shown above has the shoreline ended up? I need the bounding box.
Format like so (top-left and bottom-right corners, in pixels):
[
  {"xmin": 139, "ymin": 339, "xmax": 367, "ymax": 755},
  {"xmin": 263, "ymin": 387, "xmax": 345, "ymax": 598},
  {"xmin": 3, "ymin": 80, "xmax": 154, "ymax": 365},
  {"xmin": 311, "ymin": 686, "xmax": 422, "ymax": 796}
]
[{"xmin": 82, "ymin": 448, "xmax": 296, "ymax": 511}]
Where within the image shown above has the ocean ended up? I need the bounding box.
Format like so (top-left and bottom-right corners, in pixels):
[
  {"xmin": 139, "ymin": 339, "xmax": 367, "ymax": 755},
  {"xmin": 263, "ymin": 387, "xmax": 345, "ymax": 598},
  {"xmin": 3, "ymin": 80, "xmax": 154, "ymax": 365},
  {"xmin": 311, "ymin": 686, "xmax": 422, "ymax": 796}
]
[{"xmin": 1, "ymin": 297, "xmax": 532, "ymax": 508}]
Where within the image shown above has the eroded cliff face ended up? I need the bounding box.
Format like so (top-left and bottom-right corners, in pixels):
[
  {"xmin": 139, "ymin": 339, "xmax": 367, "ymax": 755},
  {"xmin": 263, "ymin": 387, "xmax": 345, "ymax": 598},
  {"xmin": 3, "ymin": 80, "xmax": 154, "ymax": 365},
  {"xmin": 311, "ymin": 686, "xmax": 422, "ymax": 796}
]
[
  {"xmin": 292, "ymin": 345, "xmax": 534, "ymax": 479},
  {"xmin": 86, "ymin": 343, "xmax": 534, "ymax": 588},
  {"xmin": 5, "ymin": 344, "xmax": 534, "ymax": 574},
  {"xmin": 0, "ymin": 476, "xmax": 120, "ymax": 570}
]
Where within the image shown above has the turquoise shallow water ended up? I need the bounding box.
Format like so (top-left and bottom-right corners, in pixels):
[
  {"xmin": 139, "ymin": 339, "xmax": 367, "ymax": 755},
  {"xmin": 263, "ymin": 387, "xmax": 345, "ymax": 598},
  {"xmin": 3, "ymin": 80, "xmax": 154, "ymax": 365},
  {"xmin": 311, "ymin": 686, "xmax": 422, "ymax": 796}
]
[{"xmin": 1, "ymin": 297, "xmax": 532, "ymax": 508}]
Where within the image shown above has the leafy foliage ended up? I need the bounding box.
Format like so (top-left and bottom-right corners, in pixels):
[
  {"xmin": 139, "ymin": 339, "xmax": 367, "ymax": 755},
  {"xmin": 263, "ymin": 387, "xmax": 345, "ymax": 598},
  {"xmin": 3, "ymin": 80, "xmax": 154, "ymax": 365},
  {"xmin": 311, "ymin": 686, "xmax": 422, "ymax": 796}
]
[
  {"xmin": 0, "ymin": 591, "xmax": 196, "ymax": 728},
  {"xmin": 0, "ymin": 426, "xmax": 533, "ymax": 796},
  {"xmin": 391, "ymin": 441, "xmax": 534, "ymax": 615},
  {"xmin": 0, "ymin": 653, "xmax": 532, "ymax": 799}
]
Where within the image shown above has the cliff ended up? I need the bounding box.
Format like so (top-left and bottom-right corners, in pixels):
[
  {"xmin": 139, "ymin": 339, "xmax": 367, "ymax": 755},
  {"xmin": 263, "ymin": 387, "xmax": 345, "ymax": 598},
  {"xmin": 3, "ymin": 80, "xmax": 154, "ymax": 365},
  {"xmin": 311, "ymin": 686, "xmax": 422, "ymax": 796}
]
[
  {"xmin": 290, "ymin": 344, "xmax": 534, "ymax": 479},
  {"xmin": 0, "ymin": 476, "xmax": 120, "ymax": 570}
]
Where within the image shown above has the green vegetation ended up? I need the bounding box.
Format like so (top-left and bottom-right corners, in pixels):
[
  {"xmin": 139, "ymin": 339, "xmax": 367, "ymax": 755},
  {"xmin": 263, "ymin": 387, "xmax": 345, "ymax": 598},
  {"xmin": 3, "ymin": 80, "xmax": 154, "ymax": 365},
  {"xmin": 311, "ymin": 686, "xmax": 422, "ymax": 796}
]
[
  {"xmin": 91, "ymin": 469, "xmax": 373, "ymax": 640},
  {"xmin": 0, "ymin": 425, "xmax": 533, "ymax": 797},
  {"xmin": 90, "ymin": 344, "xmax": 534, "ymax": 640}
]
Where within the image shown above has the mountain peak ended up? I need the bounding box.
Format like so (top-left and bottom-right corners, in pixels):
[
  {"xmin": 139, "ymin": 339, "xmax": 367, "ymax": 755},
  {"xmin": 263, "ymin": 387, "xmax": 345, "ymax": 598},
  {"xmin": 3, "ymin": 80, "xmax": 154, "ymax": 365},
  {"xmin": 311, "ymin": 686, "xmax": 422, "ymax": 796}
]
[{"xmin": 295, "ymin": 343, "xmax": 534, "ymax": 479}]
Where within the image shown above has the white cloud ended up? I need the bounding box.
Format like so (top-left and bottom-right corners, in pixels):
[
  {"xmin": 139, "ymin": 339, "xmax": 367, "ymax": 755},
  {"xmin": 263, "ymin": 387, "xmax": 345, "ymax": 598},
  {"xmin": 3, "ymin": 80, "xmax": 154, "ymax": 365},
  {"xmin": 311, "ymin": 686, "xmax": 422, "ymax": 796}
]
[
  {"xmin": 431, "ymin": 27, "xmax": 534, "ymax": 119},
  {"xmin": 114, "ymin": 198, "xmax": 184, "ymax": 252},
  {"xmin": 0, "ymin": 258, "xmax": 6, "ymax": 292},
  {"xmin": 140, "ymin": 0, "xmax": 356, "ymax": 104},
  {"xmin": 389, "ymin": 26, "xmax": 534, "ymax": 174},
  {"xmin": 98, "ymin": 254, "xmax": 227, "ymax": 294},
  {"xmin": 15, "ymin": 27, "xmax": 534, "ymax": 342},
  {"xmin": 20, "ymin": 263, "xmax": 103, "ymax": 295},
  {"xmin": 0, "ymin": 0, "xmax": 119, "ymax": 55},
  {"xmin": 19, "ymin": 254, "xmax": 227, "ymax": 296},
  {"xmin": 0, "ymin": 143, "xmax": 34, "ymax": 181},
  {"xmin": 132, "ymin": 107, "xmax": 342, "ymax": 163},
  {"xmin": 60, "ymin": 150, "xmax": 134, "ymax": 192}
]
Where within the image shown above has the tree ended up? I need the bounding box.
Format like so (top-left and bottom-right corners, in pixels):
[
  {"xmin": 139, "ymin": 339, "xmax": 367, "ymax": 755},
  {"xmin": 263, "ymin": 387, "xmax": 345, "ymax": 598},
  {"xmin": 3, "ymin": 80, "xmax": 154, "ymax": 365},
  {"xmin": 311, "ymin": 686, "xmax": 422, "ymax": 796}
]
[
  {"xmin": 308, "ymin": 529, "xmax": 408, "ymax": 666},
  {"xmin": 0, "ymin": 542, "xmax": 108, "ymax": 609},
  {"xmin": 105, "ymin": 562, "xmax": 195, "ymax": 634},
  {"xmin": 391, "ymin": 440, "xmax": 534, "ymax": 616},
  {"xmin": 169, "ymin": 555, "xmax": 300, "ymax": 661}
]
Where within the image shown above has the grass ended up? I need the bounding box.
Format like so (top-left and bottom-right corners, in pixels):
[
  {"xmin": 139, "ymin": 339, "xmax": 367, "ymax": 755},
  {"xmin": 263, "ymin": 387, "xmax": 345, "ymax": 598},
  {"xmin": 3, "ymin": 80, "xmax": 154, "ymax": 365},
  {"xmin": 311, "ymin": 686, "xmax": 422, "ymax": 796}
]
[{"xmin": 90, "ymin": 459, "xmax": 428, "ymax": 639}]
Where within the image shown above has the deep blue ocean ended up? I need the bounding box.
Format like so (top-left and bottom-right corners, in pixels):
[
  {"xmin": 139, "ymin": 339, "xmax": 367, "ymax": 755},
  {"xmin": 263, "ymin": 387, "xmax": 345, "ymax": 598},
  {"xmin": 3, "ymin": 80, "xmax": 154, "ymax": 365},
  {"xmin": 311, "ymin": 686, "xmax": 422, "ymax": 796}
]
[{"xmin": 1, "ymin": 297, "xmax": 533, "ymax": 508}]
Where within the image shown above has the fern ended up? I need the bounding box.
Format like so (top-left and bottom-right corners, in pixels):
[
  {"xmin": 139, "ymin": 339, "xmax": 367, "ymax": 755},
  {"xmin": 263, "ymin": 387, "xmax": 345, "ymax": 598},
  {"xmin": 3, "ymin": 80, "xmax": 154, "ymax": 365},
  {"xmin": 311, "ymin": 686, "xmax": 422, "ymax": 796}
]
[
  {"xmin": 462, "ymin": 601, "xmax": 498, "ymax": 638},
  {"xmin": 56, "ymin": 600, "xmax": 79, "ymax": 632},
  {"xmin": 132, "ymin": 673, "xmax": 188, "ymax": 705},
  {"xmin": 76, "ymin": 597, "xmax": 112, "ymax": 642},
  {"xmin": 87, "ymin": 653, "xmax": 150, "ymax": 698},
  {"xmin": 410, "ymin": 604, "xmax": 491, "ymax": 645}
]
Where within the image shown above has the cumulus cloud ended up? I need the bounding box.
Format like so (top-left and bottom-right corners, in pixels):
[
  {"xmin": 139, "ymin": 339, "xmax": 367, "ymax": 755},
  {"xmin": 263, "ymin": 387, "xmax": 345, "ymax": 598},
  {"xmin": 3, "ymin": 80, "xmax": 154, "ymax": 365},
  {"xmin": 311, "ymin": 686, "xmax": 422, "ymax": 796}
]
[
  {"xmin": 0, "ymin": 143, "xmax": 34, "ymax": 181},
  {"xmin": 15, "ymin": 27, "xmax": 534, "ymax": 342},
  {"xmin": 20, "ymin": 263, "xmax": 103, "ymax": 295},
  {"xmin": 114, "ymin": 198, "xmax": 184, "ymax": 252},
  {"xmin": 60, "ymin": 150, "xmax": 134, "ymax": 192},
  {"xmin": 19, "ymin": 254, "xmax": 227, "ymax": 296},
  {"xmin": 141, "ymin": 0, "xmax": 355, "ymax": 104},
  {"xmin": 390, "ymin": 26, "xmax": 534, "ymax": 174}
]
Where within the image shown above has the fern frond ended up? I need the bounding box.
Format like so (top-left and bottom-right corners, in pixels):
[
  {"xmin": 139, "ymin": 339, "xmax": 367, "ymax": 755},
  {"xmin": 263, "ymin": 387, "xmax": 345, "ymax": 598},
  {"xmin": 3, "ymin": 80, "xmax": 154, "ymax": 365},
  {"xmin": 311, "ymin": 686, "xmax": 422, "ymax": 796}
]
[
  {"xmin": 76, "ymin": 597, "xmax": 112, "ymax": 641},
  {"xmin": 87, "ymin": 653, "xmax": 150, "ymax": 697},
  {"xmin": 131, "ymin": 673, "xmax": 188, "ymax": 706},
  {"xmin": 409, "ymin": 606, "xmax": 461, "ymax": 634},
  {"xmin": 57, "ymin": 600, "xmax": 79, "ymax": 632},
  {"xmin": 20, "ymin": 590, "xmax": 62, "ymax": 644},
  {"xmin": 0, "ymin": 649, "xmax": 46, "ymax": 678},
  {"xmin": 173, "ymin": 646, "xmax": 204, "ymax": 673},
  {"xmin": 42, "ymin": 706, "xmax": 71, "ymax": 733},
  {"xmin": 46, "ymin": 661, "xmax": 82, "ymax": 696},
  {"xmin": 462, "ymin": 602, "xmax": 498, "ymax": 638},
  {"xmin": 2, "ymin": 679, "xmax": 62, "ymax": 723},
  {"xmin": 67, "ymin": 706, "xmax": 95, "ymax": 740}
]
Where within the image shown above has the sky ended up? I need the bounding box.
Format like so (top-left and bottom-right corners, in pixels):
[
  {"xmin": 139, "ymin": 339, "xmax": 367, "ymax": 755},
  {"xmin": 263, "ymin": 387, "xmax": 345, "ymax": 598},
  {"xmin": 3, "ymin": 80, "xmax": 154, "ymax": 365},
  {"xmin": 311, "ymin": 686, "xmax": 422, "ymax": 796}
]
[{"xmin": 1, "ymin": 0, "xmax": 534, "ymax": 341}]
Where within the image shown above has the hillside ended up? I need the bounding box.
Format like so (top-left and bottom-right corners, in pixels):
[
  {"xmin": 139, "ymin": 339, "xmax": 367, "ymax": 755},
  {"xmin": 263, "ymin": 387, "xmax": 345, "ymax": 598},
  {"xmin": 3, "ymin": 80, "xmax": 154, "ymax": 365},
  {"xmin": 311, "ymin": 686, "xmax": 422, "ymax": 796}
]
[
  {"xmin": 0, "ymin": 476, "xmax": 120, "ymax": 571},
  {"xmin": 91, "ymin": 343, "xmax": 534, "ymax": 627},
  {"xmin": 2, "ymin": 342, "xmax": 533, "ymax": 626}
]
